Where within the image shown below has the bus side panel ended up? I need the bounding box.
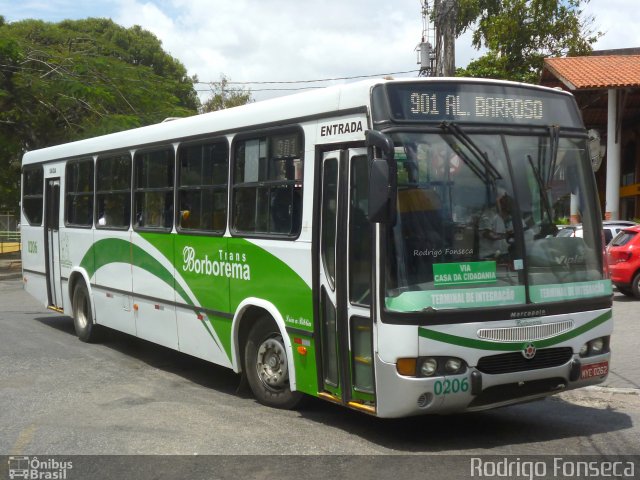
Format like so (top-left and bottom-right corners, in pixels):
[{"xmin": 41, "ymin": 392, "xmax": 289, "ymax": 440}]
[
  {"xmin": 131, "ymin": 232, "xmax": 178, "ymax": 350},
  {"xmin": 59, "ymin": 226, "xmax": 94, "ymax": 314},
  {"xmin": 229, "ymin": 238, "xmax": 317, "ymax": 396},
  {"xmin": 173, "ymin": 234, "xmax": 233, "ymax": 368},
  {"xmin": 92, "ymin": 231, "xmax": 136, "ymax": 336},
  {"xmin": 21, "ymin": 224, "xmax": 48, "ymax": 307}
]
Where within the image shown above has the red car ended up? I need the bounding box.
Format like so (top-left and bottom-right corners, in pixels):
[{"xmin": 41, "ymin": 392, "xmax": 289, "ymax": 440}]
[{"xmin": 607, "ymin": 225, "xmax": 640, "ymax": 298}]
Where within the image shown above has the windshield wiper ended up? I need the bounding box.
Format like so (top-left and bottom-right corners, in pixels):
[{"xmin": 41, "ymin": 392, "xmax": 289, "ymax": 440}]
[
  {"xmin": 527, "ymin": 153, "xmax": 558, "ymax": 237},
  {"xmin": 524, "ymin": 125, "xmax": 561, "ymax": 237},
  {"xmin": 440, "ymin": 121, "xmax": 502, "ymax": 182},
  {"xmin": 547, "ymin": 125, "xmax": 560, "ymax": 186}
]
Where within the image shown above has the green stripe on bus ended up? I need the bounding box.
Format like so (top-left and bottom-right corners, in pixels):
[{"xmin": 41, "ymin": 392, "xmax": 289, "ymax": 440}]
[
  {"xmin": 418, "ymin": 310, "xmax": 612, "ymax": 350},
  {"xmin": 79, "ymin": 238, "xmax": 225, "ymax": 354},
  {"xmin": 80, "ymin": 237, "xmax": 194, "ymax": 308},
  {"xmin": 79, "ymin": 234, "xmax": 317, "ymax": 394}
]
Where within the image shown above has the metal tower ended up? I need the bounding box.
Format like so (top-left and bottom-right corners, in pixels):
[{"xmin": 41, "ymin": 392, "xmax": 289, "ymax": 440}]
[{"xmin": 416, "ymin": 0, "xmax": 436, "ymax": 76}]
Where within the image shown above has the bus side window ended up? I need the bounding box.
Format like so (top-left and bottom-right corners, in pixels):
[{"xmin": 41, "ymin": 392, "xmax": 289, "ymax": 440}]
[
  {"xmin": 232, "ymin": 130, "xmax": 303, "ymax": 237},
  {"xmin": 270, "ymin": 185, "xmax": 302, "ymax": 234},
  {"xmin": 177, "ymin": 140, "xmax": 229, "ymax": 234},
  {"xmin": 22, "ymin": 166, "xmax": 44, "ymax": 226},
  {"xmin": 134, "ymin": 147, "xmax": 175, "ymax": 231},
  {"xmin": 65, "ymin": 158, "xmax": 94, "ymax": 227},
  {"xmin": 349, "ymin": 155, "xmax": 371, "ymax": 306},
  {"xmin": 96, "ymin": 153, "xmax": 131, "ymax": 229}
]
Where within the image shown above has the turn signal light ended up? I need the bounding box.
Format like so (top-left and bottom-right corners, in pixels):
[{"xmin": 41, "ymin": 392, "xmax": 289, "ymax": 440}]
[
  {"xmin": 396, "ymin": 358, "xmax": 417, "ymax": 376},
  {"xmin": 397, "ymin": 356, "xmax": 468, "ymax": 377}
]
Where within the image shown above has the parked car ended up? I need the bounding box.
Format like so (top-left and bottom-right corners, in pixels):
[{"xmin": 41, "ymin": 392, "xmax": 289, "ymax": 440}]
[
  {"xmin": 557, "ymin": 220, "xmax": 638, "ymax": 245},
  {"xmin": 606, "ymin": 225, "xmax": 640, "ymax": 298}
]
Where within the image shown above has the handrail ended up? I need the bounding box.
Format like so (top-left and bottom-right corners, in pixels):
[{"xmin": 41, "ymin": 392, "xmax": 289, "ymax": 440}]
[{"xmin": 0, "ymin": 231, "xmax": 21, "ymax": 241}]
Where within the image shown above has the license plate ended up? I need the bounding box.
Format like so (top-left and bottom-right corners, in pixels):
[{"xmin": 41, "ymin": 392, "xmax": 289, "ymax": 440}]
[{"xmin": 580, "ymin": 361, "xmax": 609, "ymax": 380}]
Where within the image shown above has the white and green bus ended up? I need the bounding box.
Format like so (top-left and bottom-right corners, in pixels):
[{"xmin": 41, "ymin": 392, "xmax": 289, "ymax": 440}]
[{"xmin": 20, "ymin": 78, "xmax": 612, "ymax": 417}]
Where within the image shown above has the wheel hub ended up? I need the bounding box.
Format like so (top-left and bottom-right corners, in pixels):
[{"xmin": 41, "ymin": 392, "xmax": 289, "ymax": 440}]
[{"xmin": 256, "ymin": 336, "xmax": 288, "ymax": 390}]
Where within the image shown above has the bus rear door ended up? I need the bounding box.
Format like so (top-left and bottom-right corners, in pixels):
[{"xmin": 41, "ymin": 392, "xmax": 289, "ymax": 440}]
[{"xmin": 44, "ymin": 178, "xmax": 63, "ymax": 310}]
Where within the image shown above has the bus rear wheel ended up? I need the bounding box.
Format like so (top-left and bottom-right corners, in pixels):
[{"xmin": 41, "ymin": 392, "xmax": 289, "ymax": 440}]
[
  {"xmin": 244, "ymin": 316, "xmax": 303, "ymax": 409},
  {"xmin": 72, "ymin": 282, "xmax": 102, "ymax": 343}
]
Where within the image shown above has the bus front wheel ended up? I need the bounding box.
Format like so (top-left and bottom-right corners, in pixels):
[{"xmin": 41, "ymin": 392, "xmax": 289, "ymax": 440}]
[
  {"xmin": 72, "ymin": 282, "xmax": 102, "ymax": 343},
  {"xmin": 244, "ymin": 316, "xmax": 303, "ymax": 409}
]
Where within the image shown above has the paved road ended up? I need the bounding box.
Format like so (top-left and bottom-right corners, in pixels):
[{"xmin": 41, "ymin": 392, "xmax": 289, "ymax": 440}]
[
  {"xmin": 605, "ymin": 291, "xmax": 640, "ymax": 390},
  {"xmin": 0, "ymin": 268, "xmax": 638, "ymax": 459}
]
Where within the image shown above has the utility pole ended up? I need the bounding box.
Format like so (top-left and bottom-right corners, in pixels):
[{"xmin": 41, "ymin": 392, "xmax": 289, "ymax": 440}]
[{"xmin": 433, "ymin": 0, "xmax": 457, "ymax": 77}]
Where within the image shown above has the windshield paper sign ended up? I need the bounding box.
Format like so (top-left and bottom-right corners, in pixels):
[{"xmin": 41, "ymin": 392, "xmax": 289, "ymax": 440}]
[
  {"xmin": 386, "ymin": 286, "xmax": 526, "ymax": 311},
  {"xmin": 529, "ymin": 280, "xmax": 612, "ymax": 303},
  {"xmin": 433, "ymin": 261, "xmax": 497, "ymax": 287}
]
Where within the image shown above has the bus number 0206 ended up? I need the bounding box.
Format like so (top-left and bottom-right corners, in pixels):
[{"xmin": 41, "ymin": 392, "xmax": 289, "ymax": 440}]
[
  {"xmin": 410, "ymin": 92, "xmax": 440, "ymax": 115},
  {"xmin": 434, "ymin": 378, "xmax": 469, "ymax": 395}
]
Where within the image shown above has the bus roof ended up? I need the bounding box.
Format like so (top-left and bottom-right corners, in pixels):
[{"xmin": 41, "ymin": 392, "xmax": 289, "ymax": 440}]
[{"xmin": 21, "ymin": 77, "xmax": 574, "ymax": 165}]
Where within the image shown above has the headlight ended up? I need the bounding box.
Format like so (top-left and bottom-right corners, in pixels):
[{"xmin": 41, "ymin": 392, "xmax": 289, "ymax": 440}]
[
  {"xmin": 444, "ymin": 358, "xmax": 463, "ymax": 374},
  {"xmin": 589, "ymin": 338, "xmax": 604, "ymax": 354},
  {"xmin": 420, "ymin": 358, "xmax": 438, "ymax": 377},
  {"xmin": 580, "ymin": 337, "xmax": 608, "ymax": 357},
  {"xmin": 579, "ymin": 343, "xmax": 589, "ymax": 357}
]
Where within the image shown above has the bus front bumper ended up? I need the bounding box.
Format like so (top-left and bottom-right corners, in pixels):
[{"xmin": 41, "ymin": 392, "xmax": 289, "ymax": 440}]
[{"xmin": 373, "ymin": 352, "xmax": 610, "ymax": 418}]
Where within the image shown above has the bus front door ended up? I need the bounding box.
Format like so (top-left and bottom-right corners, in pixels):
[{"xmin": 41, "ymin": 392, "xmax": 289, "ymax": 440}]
[
  {"xmin": 318, "ymin": 148, "xmax": 375, "ymax": 411},
  {"xmin": 44, "ymin": 178, "xmax": 63, "ymax": 310}
]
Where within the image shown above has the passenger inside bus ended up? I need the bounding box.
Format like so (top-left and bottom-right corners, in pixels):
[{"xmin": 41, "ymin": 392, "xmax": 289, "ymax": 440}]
[
  {"xmin": 98, "ymin": 195, "xmax": 129, "ymax": 228},
  {"xmin": 393, "ymin": 144, "xmax": 444, "ymax": 287},
  {"xmin": 478, "ymin": 189, "xmax": 509, "ymax": 260},
  {"xmin": 270, "ymin": 186, "xmax": 301, "ymax": 234}
]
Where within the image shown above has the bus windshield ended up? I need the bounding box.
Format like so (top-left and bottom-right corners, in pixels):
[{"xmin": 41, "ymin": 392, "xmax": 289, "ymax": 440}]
[{"xmin": 384, "ymin": 129, "xmax": 607, "ymax": 313}]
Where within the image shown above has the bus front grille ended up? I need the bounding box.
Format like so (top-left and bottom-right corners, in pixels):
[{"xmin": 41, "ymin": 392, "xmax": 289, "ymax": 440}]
[
  {"xmin": 477, "ymin": 320, "xmax": 574, "ymax": 342},
  {"xmin": 476, "ymin": 347, "xmax": 573, "ymax": 374}
]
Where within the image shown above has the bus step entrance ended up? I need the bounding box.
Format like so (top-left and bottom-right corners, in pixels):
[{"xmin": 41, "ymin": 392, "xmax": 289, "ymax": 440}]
[{"xmin": 318, "ymin": 391, "xmax": 342, "ymax": 404}]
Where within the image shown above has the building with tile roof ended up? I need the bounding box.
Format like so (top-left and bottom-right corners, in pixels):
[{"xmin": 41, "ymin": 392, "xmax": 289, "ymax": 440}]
[{"xmin": 541, "ymin": 49, "xmax": 640, "ymax": 221}]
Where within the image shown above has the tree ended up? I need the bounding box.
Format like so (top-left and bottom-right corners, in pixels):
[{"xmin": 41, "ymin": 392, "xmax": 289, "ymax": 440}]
[
  {"xmin": 201, "ymin": 75, "xmax": 252, "ymax": 113},
  {"xmin": 455, "ymin": 0, "xmax": 602, "ymax": 83},
  {"xmin": 0, "ymin": 18, "xmax": 200, "ymax": 213}
]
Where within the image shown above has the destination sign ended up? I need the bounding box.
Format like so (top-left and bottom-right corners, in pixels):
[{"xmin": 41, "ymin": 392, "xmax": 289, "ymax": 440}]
[{"xmin": 378, "ymin": 83, "xmax": 582, "ymax": 127}]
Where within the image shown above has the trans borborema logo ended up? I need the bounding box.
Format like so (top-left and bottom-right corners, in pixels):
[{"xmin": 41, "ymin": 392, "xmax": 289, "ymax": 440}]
[{"xmin": 182, "ymin": 246, "xmax": 251, "ymax": 280}]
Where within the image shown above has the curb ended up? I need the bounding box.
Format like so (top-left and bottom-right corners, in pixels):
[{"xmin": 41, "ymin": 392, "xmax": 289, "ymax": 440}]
[{"xmin": 585, "ymin": 385, "xmax": 640, "ymax": 395}]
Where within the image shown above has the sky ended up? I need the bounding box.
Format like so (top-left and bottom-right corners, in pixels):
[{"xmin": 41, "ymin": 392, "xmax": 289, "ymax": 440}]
[{"xmin": 1, "ymin": 0, "xmax": 639, "ymax": 102}]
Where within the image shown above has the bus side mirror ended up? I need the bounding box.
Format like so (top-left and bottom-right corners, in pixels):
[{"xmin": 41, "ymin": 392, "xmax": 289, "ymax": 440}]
[
  {"xmin": 369, "ymin": 159, "xmax": 392, "ymax": 223},
  {"xmin": 365, "ymin": 130, "xmax": 396, "ymax": 224}
]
